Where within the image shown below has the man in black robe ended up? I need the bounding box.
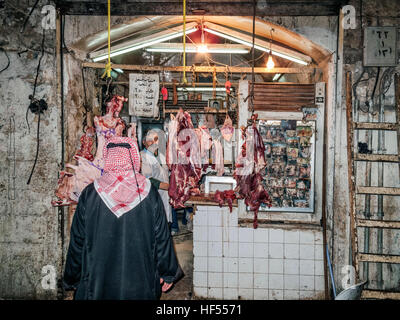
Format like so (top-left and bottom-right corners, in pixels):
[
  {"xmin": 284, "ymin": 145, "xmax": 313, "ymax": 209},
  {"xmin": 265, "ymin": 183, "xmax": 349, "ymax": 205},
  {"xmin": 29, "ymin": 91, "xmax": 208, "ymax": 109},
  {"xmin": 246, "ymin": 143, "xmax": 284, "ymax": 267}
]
[{"xmin": 63, "ymin": 136, "xmax": 183, "ymax": 300}]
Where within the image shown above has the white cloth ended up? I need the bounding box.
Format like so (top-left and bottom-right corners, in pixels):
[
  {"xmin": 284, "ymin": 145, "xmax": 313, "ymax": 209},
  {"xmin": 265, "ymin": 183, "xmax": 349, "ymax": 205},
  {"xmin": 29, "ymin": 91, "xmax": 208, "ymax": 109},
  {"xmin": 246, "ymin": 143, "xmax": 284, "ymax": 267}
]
[{"xmin": 140, "ymin": 149, "xmax": 171, "ymax": 222}]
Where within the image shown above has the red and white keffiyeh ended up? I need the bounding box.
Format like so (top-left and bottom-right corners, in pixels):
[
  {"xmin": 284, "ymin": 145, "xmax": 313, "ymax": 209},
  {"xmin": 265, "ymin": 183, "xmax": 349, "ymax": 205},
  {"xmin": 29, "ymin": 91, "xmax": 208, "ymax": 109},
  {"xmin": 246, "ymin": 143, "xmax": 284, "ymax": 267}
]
[{"xmin": 94, "ymin": 136, "xmax": 151, "ymax": 218}]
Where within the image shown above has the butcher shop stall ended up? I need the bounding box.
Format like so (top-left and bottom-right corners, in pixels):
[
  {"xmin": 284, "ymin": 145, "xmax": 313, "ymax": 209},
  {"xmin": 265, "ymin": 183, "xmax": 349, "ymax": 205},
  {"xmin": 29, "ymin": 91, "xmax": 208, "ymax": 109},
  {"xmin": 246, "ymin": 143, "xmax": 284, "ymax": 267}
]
[{"xmin": 49, "ymin": 9, "xmax": 336, "ymax": 300}]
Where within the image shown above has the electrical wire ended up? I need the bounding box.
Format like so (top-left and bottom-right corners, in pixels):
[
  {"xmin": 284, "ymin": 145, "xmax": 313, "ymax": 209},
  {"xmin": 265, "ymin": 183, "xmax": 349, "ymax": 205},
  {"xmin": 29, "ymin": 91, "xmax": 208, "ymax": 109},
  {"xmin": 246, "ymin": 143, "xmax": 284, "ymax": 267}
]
[
  {"xmin": 27, "ymin": 30, "xmax": 46, "ymax": 185},
  {"xmin": 352, "ymin": 67, "xmax": 372, "ymax": 113},
  {"xmin": 0, "ymin": 48, "xmax": 10, "ymax": 74},
  {"xmin": 62, "ymin": 15, "xmax": 71, "ymax": 54},
  {"xmin": 380, "ymin": 67, "xmax": 395, "ymax": 96},
  {"xmin": 370, "ymin": 66, "xmax": 381, "ymax": 105},
  {"xmin": 20, "ymin": 0, "xmax": 40, "ymax": 33}
]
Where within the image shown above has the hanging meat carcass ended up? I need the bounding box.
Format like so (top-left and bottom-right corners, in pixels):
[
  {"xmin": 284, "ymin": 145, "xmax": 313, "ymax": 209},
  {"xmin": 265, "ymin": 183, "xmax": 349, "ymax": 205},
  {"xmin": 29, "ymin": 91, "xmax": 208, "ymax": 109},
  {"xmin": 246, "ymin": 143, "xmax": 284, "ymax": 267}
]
[
  {"xmin": 194, "ymin": 125, "xmax": 213, "ymax": 172},
  {"xmin": 75, "ymin": 126, "xmax": 95, "ymax": 161},
  {"xmin": 52, "ymin": 95, "xmax": 128, "ymax": 206},
  {"xmin": 211, "ymin": 138, "xmax": 224, "ymax": 176},
  {"xmin": 167, "ymin": 110, "xmax": 202, "ymax": 208},
  {"xmin": 221, "ymin": 114, "xmax": 234, "ymax": 142},
  {"xmin": 234, "ymin": 114, "xmax": 271, "ymax": 228},
  {"xmin": 94, "ymin": 95, "xmax": 127, "ymax": 138}
]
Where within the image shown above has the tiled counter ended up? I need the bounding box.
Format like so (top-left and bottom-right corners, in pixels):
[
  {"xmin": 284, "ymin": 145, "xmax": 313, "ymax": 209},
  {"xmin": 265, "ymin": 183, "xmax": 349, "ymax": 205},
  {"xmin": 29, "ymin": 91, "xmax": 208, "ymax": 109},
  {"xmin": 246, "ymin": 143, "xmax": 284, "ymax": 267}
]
[{"xmin": 192, "ymin": 205, "xmax": 325, "ymax": 300}]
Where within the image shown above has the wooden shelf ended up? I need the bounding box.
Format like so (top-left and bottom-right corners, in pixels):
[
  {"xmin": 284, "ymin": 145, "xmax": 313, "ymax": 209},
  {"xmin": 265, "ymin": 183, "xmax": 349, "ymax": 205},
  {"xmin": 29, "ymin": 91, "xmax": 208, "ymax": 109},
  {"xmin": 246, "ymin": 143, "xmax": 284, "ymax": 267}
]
[
  {"xmin": 358, "ymin": 253, "xmax": 400, "ymax": 264},
  {"xmin": 357, "ymin": 219, "xmax": 400, "ymax": 229},
  {"xmin": 353, "ymin": 122, "xmax": 398, "ymax": 130},
  {"xmin": 362, "ymin": 290, "xmax": 400, "ymax": 300},
  {"xmin": 357, "ymin": 186, "xmax": 400, "ymax": 196}
]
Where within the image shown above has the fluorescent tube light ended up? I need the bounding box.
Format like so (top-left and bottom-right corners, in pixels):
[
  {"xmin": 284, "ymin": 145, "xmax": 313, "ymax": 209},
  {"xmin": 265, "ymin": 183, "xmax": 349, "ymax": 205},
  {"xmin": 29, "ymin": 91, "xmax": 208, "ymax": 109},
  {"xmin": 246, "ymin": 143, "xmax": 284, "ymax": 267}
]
[
  {"xmin": 272, "ymin": 73, "xmax": 281, "ymax": 81},
  {"xmin": 92, "ymin": 27, "xmax": 198, "ymax": 62},
  {"xmin": 146, "ymin": 48, "xmax": 249, "ymax": 54},
  {"xmin": 203, "ymin": 28, "xmax": 308, "ymax": 65},
  {"xmin": 146, "ymin": 43, "xmax": 249, "ymax": 54}
]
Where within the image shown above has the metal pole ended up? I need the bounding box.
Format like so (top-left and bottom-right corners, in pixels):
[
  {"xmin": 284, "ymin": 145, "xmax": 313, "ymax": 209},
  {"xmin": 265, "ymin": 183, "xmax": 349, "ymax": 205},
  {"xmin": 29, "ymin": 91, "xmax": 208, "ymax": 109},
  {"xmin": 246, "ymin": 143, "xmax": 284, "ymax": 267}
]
[
  {"xmin": 376, "ymin": 87, "xmax": 385, "ymax": 290},
  {"xmin": 326, "ymin": 244, "xmax": 337, "ymax": 298}
]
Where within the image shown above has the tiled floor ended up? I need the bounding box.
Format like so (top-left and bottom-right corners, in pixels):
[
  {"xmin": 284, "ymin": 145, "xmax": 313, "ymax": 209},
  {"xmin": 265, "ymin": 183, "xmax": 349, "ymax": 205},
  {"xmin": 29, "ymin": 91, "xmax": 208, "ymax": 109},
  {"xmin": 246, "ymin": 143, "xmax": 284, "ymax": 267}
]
[{"xmin": 161, "ymin": 214, "xmax": 194, "ymax": 300}]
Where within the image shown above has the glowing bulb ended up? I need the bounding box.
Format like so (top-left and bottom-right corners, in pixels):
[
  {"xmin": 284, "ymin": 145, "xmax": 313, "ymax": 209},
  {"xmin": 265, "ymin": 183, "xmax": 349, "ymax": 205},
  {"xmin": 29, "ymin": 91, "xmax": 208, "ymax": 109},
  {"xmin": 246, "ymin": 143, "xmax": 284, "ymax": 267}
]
[
  {"xmin": 197, "ymin": 44, "xmax": 208, "ymax": 53},
  {"xmin": 266, "ymin": 55, "xmax": 275, "ymax": 69}
]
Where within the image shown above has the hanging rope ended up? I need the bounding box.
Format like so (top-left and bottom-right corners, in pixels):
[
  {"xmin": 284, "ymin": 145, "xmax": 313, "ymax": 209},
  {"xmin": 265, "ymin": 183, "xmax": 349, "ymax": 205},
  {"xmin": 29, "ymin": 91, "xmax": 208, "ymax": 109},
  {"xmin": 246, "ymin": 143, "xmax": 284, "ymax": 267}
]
[
  {"xmin": 213, "ymin": 67, "xmax": 217, "ymax": 99},
  {"xmin": 81, "ymin": 67, "xmax": 90, "ymax": 132},
  {"xmin": 182, "ymin": 0, "xmax": 187, "ymax": 83},
  {"xmin": 250, "ymin": 0, "xmax": 256, "ymax": 115},
  {"xmin": 101, "ymin": 0, "xmax": 112, "ymax": 79},
  {"xmin": 243, "ymin": 0, "xmax": 256, "ymax": 114}
]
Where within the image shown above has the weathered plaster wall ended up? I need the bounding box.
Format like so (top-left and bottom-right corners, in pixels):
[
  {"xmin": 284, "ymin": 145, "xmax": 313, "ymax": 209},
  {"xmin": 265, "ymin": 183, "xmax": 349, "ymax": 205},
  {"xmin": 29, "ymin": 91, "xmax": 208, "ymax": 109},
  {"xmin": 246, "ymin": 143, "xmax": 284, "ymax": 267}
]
[
  {"xmin": 0, "ymin": 3, "xmax": 117, "ymax": 300},
  {"xmin": 0, "ymin": 0, "xmax": 60, "ymax": 299},
  {"xmin": 333, "ymin": 0, "xmax": 400, "ymax": 292}
]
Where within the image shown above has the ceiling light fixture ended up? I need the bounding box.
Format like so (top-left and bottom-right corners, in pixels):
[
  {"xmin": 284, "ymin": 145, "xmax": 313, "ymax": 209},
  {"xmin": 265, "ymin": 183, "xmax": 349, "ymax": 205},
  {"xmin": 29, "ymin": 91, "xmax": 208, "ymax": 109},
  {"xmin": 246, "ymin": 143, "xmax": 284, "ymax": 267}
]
[
  {"xmin": 203, "ymin": 27, "xmax": 308, "ymax": 65},
  {"xmin": 92, "ymin": 27, "xmax": 198, "ymax": 62},
  {"xmin": 145, "ymin": 43, "xmax": 249, "ymax": 54},
  {"xmin": 266, "ymin": 28, "xmax": 275, "ymax": 69},
  {"xmin": 198, "ymin": 22, "xmax": 209, "ymax": 53},
  {"xmin": 266, "ymin": 55, "xmax": 275, "ymax": 69},
  {"xmin": 272, "ymin": 73, "xmax": 281, "ymax": 81}
]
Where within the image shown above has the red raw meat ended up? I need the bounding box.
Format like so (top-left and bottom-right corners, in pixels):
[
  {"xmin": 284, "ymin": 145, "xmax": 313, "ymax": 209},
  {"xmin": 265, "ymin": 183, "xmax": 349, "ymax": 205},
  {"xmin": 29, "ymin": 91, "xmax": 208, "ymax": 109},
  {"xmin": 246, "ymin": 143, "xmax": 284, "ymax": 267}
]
[
  {"xmin": 168, "ymin": 110, "xmax": 202, "ymax": 208},
  {"xmin": 52, "ymin": 95, "xmax": 127, "ymax": 207},
  {"xmin": 214, "ymin": 190, "xmax": 225, "ymax": 207},
  {"xmin": 223, "ymin": 190, "xmax": 236, "ymax": 213},
  {"xmin": 214, "ymin": 190, "xmax": 237, "ymax": 213},
  {"xmin": 75, "ymin": 127, "xmax": 95, "ymax": 161},
  {"xmin": 234, "ymin": 114, "xmax": 271, "ymax": 228}
]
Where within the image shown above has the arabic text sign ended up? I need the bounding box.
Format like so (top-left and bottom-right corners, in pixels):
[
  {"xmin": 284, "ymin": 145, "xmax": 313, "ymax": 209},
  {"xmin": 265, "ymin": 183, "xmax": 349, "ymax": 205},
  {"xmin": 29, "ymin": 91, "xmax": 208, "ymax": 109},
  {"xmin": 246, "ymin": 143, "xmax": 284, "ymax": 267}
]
[{"xmin": 129, "ymin": 73, "xmax": 159, "ymax": 117}]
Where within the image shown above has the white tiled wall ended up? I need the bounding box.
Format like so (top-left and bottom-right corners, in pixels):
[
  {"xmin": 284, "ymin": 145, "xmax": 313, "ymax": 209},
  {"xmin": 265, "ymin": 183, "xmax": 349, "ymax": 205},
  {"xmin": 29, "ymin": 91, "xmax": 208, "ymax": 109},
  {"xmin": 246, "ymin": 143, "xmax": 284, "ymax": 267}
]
[{"xmin": 193, "ymin": 206, "xmax": 325, "ymax": 300}]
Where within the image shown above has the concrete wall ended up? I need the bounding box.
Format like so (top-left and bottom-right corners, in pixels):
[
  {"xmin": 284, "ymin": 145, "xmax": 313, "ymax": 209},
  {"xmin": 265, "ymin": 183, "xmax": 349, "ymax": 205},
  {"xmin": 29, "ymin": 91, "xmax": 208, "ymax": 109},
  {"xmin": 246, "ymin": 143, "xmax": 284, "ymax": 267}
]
[
  {"xmin": 0, "ymin": 0, "xmax": 61, "ymax": 299},
  {"xmin": 0, "ymin": 2, "xmax": 122, "ymax": 299}
]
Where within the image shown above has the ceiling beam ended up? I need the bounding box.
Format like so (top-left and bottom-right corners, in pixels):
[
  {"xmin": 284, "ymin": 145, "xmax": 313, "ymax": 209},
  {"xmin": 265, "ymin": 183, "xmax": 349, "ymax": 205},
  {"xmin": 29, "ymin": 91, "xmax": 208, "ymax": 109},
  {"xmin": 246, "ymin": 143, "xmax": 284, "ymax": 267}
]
[
  {"xmin": 82, "ymin": 62, "xmax": 317, "ymax": 74},
  {"xmin": 56, "ymin": 1, "xmax": 348, "ymax": 16}
]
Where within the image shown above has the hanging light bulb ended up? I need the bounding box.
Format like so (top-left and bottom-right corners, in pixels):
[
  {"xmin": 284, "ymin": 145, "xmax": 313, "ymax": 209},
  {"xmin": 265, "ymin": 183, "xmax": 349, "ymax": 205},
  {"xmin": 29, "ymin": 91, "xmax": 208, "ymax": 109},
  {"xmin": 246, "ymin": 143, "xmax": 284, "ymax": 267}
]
[
  {"xmin": 266, "ymin": 54, "xmax": 275, "ymax": 69},
  {"xmin": 266, "ymin": 28, "xmax": 275, "ymax": 69},
  {"xmin": 197, "ymin": 44, "xmax": 208, "ymax": 53},
  {"xmin": 197, "ymin": 23, "xmax": 208, "ymax": 53}
]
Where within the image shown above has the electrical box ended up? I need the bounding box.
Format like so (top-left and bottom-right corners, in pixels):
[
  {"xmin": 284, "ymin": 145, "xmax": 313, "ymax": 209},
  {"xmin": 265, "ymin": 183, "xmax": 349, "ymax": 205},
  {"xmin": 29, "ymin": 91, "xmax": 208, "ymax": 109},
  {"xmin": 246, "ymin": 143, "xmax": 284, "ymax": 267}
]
[{"xmin": 363, "ymin": 27, "xmax": 398, "ymax": 67}]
